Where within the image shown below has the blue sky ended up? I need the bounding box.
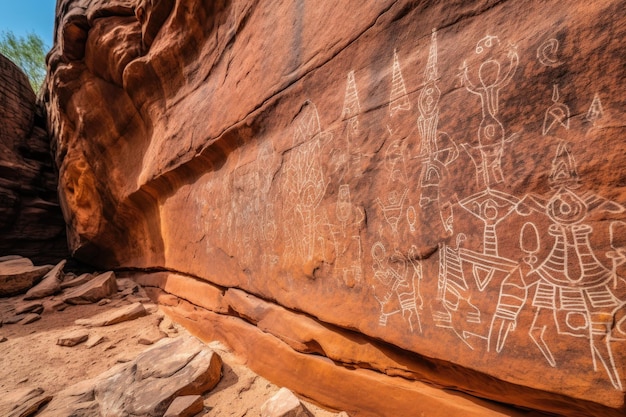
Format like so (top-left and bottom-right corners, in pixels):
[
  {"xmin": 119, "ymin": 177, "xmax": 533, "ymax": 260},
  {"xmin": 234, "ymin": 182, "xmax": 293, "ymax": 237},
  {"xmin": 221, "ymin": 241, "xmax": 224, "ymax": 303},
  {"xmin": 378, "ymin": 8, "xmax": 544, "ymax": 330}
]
[{"xmin": 0, "ymin": 1, "xmax": 56, "ymax": 50}]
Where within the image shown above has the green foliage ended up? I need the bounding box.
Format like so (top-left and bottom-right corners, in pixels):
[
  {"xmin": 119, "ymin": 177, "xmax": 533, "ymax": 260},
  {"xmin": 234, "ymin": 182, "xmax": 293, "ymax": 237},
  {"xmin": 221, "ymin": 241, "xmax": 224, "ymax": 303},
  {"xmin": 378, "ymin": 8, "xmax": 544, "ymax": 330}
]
[{"xmin": 0, "ymin": 31, "xmax": 48, "ymax": 92}]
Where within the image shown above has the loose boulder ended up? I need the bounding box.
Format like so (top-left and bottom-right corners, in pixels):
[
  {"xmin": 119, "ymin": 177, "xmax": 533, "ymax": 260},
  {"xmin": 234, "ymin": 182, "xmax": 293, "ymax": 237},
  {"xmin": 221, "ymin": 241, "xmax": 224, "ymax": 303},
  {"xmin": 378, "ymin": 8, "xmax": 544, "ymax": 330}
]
[
  {"xmin": 0, "ymin": 258, "xmax": 52, "ymax": 297},
  {"xmin": 24, "ymin": 260, "xmax": 66, "ymax": 300},
  {"xmin": 62, "ymin": 271, "xmax": 117, "ymax": 304}
]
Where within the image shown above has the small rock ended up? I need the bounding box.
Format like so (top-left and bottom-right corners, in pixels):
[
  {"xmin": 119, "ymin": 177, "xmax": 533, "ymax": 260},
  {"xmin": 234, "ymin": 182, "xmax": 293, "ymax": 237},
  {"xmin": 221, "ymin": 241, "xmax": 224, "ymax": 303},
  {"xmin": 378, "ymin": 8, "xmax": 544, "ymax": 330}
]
[
  {"xmin": 138, "ymin": 328, "xmax": 167, "ymax": 345},
  {"xmin": 3, "ymin": 314, "xmax": 26, "ymax": 325},
  {"xmin": 75, "ymin": 302, "xmax": 147, "ymax": 327},
  {"xmin": 260, "ymin": 388, "xmax": 312, "ymax": 417},
  {"xmin": 126, "ymin": 295, "xmax": 151, "ymax": 303},
  {"xmin": 63, "ymin": 271, "xmax": 118, "ymax": 305},
  {"xmin": 116, "ymin": 356, "xmax": 133, "ymax": 363},
  {"xmin": 85, "ymin": 334, "xmax": 106, "ymax": 349},
  {"xmin": 60, "ymin": 273, "xmax": 93, "ymax": 290},
  {"xmin": 163, "ymin": 395, "xmax": 204, "ymax": 417},
  {"xmin": 24, "ymin": 260, "xmax": 66, "ymax": 300},
  {"xmin": 98, "ymin": 298, "xmax": 112, "ymax": 306},
  {"xmin": 144, "ymin": 303, "xmax": 159, "ymax": 314},
  {"xmin": 49, "ymin": 300, "xmax": 68, "ymax": 312},
  {"xmin": 0, "ymin": 336, "xmax": 7, "ymax": 343},
  {"xmin": 0, "ymin": 387, "xmax": 52, "ymax": 417},
  {"xmin": 57, "ymin": 329, "xmax": 89, "ymax": 347},
  {"xmin": 14, "ymin": 302, "xmax": 44, "ymax": 315},
  {"xmin": 19, "ymin": 313, "xmax": 41, "ymax": 325}
]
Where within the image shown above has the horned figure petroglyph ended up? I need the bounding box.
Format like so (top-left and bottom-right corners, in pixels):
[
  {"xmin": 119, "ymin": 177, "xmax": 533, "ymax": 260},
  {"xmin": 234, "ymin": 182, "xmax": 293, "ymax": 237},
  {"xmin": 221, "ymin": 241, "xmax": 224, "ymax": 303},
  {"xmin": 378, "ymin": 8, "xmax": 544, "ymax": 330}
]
[
  {"xmin": 461, "ymin": 35, "xmax": 519, "ymax": 188},
  {"xmin": 490, "ymin": 141, "xmax": 626, "ymax": 390},
  {"xmin": 372, "ymin": 242, "xmax": 424, "ymax": 333}
]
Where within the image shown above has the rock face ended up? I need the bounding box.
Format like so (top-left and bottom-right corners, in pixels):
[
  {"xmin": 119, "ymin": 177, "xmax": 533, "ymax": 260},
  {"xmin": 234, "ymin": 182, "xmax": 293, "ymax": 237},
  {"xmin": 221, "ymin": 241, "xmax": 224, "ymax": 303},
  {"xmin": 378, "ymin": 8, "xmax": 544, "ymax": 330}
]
[
  {"xmin": 0, "ymin": 54, "xmax": 67, "ymax": 265},
  {"xmin": 44, "ymin": 0, "xmax": 626, "ymax": 416}
]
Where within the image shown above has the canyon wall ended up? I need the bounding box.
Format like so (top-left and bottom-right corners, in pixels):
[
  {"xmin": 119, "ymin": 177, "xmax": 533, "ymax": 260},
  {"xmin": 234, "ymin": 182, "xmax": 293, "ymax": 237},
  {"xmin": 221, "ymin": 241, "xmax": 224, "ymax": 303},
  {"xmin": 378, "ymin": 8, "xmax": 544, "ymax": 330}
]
[
  {"xmin": 0, "ymin": 54, "xmax": 67, "ymax": 264},
  {"xmin": 44, "ymin": 0, "xmax": 626, "ymax": 415}
]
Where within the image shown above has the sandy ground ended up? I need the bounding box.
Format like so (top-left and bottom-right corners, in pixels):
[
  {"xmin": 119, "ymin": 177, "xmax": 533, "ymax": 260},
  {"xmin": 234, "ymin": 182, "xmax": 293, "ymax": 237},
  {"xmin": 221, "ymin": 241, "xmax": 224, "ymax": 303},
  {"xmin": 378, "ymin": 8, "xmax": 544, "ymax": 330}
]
[{"xmin": 0, "ymin": 286, "xmax": 343, "ymax": 417}]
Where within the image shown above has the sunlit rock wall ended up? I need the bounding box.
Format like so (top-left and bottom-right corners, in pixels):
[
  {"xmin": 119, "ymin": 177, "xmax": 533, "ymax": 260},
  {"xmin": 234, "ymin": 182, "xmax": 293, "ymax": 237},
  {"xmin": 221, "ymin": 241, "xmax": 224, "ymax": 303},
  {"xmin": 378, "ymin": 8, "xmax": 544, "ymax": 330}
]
[{"xmin": 45, "ymin": 0, "xmax": 626, "ymax": 415}]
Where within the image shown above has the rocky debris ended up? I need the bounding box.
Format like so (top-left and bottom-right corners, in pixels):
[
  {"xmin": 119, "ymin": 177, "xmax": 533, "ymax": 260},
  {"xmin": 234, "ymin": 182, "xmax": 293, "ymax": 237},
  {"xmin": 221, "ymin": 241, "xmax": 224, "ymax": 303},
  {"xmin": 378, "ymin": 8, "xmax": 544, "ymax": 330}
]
[
  {"xmin": 62, "ymin": 271, "xmax": 117, "ymax": 304},
  {"xmin": 59, "ymin": 273, "xmax": 93, "ymax": 290},
  {"xmin": 23, "ymin": 260, "xmax": 66, "ymax": 300},
  {"xmin": 0, "ymin": 336, "xmax": 7, "ymax": 342},
  {"xmin": 56, "ymin": 329, "xmax": 89, "ymax": 347},
  {"xmin": 0, "ymin": 54, "xmax": 67, "ymax": 265},
  {"xmin": 138, "ymin": 326, "xmax": 168, "ymax": 345},
  {"xmin": 0, "ymin": 387, "xmax": 52, "ymax": 417},
  {"xmin": 163, "ymin": 395, "xmax": 204, "ymax": 417},
  {"xmin": 84, "ymin": 333, "xmax": 106, "ymax": 349},
  {"xmin": 75, "ymin": 302, "xmax": 147, "ymax": 327},
  {"xmin": 0, "ymin": 258, "xmax": 53, "ymax": 297},
  {"xmin": 14, "ymin": 302, "xmax": 44, "ymax": 315},
  {"xmin": 40, "ymin": 336, "xmax": 222, "ymax": 416},
  {"xmin": 19, "ymin": 313, "xmax": 40, "ymax": 325},
  {"xmin": 261, "ymin": 387, "xmax": 313, "ymax": 417}
]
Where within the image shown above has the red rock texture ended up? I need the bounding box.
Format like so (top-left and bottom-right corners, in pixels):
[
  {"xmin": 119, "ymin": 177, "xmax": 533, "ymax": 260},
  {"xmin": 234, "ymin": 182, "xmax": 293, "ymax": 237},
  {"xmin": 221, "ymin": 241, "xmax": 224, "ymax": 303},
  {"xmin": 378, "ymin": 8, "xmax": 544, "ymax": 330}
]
[
  {"xmin": 0, "ymin": 54, "xmax": 67, "ymax": 264},
  {"xmin": 44, "ymin": 0, "xmax": 626, "ymax": 415}
]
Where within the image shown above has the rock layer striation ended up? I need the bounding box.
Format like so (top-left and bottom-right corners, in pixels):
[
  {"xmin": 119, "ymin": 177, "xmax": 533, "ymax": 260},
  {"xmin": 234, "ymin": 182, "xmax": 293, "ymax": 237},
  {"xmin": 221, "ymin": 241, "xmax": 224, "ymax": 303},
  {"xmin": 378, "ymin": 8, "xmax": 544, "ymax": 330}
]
[
  {"xmin": 0, "ymin": 54, "xmax": 67, "ymax": 264},
  {"xmin": 44, "ymin": 0, "xmax": 626, "ymax": 415}
]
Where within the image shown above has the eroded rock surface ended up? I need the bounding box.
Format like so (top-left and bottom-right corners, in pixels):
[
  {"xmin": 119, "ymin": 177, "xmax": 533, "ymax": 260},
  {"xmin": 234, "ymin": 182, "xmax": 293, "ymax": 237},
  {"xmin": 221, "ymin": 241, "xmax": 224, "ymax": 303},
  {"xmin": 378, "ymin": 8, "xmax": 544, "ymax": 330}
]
[
  {"xmin": 0, "ymin": 54, "xmax": 67, "ymax": 264},
  {"xmin": 44, "ymin": 0, "xmax": 626, "ymax": 415},
  {"xmin": 40, "ymin": 335, "xmax": 222, "ymax": 417}
]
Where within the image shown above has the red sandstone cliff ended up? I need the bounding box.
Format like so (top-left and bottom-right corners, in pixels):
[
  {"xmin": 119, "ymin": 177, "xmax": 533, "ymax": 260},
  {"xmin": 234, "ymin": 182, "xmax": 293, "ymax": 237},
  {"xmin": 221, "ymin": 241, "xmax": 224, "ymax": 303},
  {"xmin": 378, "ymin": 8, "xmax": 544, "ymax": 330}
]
[
  {"xmin": 0, "ymin": 54, "xmax": 67, "ymax": 264},
  {"xmin": 44, "ymin": 0, "xmax": 626, "ymax": 415}
]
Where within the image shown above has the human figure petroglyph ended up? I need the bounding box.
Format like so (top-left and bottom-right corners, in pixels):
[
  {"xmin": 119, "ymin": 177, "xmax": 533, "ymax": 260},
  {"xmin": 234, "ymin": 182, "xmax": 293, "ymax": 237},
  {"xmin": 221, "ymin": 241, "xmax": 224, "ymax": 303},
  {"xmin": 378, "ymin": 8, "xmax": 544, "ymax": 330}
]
[
  {"xmin": 282, "ymin": 101, "xmax": 331, "ymax": 264},
  {"xmin": 490, "ymin": 141, "xmax": 626, "ymax": 390},
  {"xmin": 416, "ymin": 29, "xmax": 458, "ymax": 234},
  {"xmin": 461, "ymin": 36, "xmax": 519, "ymax": 188},
  {"xmin": 371, "ymin": 242, "xmax": 424, "ymax": 333},
  {"xmin": 326, "ymin": 184, "xmax": 365, "ymax": 287}
]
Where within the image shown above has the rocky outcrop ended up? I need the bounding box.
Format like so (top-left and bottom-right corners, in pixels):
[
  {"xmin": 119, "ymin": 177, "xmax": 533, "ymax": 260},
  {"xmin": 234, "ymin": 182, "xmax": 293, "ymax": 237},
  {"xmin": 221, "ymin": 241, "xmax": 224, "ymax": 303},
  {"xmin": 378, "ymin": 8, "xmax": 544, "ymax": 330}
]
[
  {"xmin": 44, "ymin": 0, "xmax": 626, "ymax": 416},
  {"xmin": 0, "ymin": 54, "xmax": 67, "ymax": 264},
  {"xmin": 40, "ymin": 336, "xmax": 222, "ymax": 417}
]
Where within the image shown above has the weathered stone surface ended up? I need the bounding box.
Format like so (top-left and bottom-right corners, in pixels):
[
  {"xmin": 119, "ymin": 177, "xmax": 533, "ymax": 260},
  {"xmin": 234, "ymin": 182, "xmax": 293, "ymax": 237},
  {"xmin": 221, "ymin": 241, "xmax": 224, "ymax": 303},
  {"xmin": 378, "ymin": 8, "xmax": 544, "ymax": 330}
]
[
  {"xmin": 75, "ymin": 302, "xmax": 147, "ymax": 327},
  {"xmin": 40, "ymin": 335, "xmax": 222, "ymax": 417},
  {"xmin": 14, "ymin": 302, "xmax": 44, "ymax": 315},
  {"xmin": 0, "ymin": 387, "xmax": 52, "ymax": 417},
  {"xmin": 163, "ymin": 395, "xmax": 204, "ymax": 417},
  {"xmin": 62, "ymin": 271, "xmax": 117, "ymax": 304},
  {"xmin": 0, "ymin": 54, "xmax": 67, "ymax": 265},
  {"xmin": 57, "ymin": 329, "xmax": 90, "ymax": 346},
  {"xmin": 24, "ymin": 260, "xmax": 66, "ymax": 300},
  {"xmin": 60, "ymin": 272, "xmax": 93, "ymax": 289},
  {"xmin": 44, "ymin": 0, "xmax": 626, "ymax": 415},
  {"xmin": 19, "ymin": 313, "xmax": 41, "ymax": 325},
  {"xmin": 0, "ymin": 258, "xmax": 53, "ymax": 296},
  {"xmin": 261, "ymin": 388, "xmax": 312, "ymax": 417}
]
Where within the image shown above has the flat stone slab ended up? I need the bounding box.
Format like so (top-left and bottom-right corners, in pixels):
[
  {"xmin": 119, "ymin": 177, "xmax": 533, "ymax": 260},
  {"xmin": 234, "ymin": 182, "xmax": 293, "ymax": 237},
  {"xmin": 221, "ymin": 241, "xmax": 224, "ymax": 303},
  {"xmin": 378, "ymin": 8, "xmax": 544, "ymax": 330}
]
[
  {"xmin": 163, "ymin": 395, "xmax": 204, "ymax": 417},
  {"xmin": 24, "ymin": 260, "xmax": 66, "ymax": 300},
  {"xmin": 0, "ymin": 258, "xmax": 52, "ymax": 297},
  {"xmin": 60, "ymin": 272, "xmax": 93, "ymax": 290},
  {"xmin": 0, "ymin": 387, "xmax": 52, "ymax": 417},
  {"xmin": 75, "ymin": 302, "xmax": 147, "ymax": 327},
  {"xmin": 40, "ymin": 336, "xmax": 222, "ymax": 416},
  {"xmin": 63, "ymin": 271, "xmax": 117, "ymax": 304},
  {"xmin": 261, "ymin": 387, "xmax": 312, "ymax": 417},
  {"xmin": 57, "ymin": 329, "xmax": 90, "ymax": 347}
]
